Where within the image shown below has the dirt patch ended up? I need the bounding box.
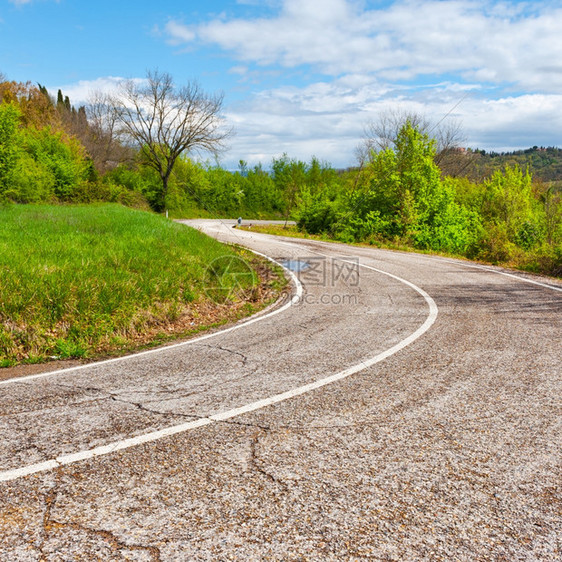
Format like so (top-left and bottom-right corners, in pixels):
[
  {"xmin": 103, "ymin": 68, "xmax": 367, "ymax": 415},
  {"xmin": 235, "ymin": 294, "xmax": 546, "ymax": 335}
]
[{"xmin": 0, "ymin": 359, "xmax": 85, "ymax": 382}]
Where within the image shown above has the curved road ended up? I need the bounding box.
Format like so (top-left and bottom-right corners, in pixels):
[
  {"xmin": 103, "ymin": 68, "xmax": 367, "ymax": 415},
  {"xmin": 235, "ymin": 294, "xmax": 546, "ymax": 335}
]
[{"xmin": 1, "ymin": 220, "xmax": 561, "ymax": 560}]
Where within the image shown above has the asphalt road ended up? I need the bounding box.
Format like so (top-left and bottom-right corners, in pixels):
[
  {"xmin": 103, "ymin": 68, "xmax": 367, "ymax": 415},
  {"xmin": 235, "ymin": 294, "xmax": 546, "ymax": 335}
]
[{"xmin": 1, "ymin": 219, "xmax": 561, "ymax": 561}]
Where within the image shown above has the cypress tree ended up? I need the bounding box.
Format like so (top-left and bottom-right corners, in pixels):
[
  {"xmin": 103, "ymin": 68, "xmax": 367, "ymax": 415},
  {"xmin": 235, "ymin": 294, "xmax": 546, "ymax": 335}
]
[{"xmin": 37, "ymin": 84, "xmax": 54, "ymax": 106}]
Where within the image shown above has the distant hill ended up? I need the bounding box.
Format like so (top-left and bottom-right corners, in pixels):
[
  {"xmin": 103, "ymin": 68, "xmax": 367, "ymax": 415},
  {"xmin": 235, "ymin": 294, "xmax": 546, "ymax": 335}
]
[{"xmin": 466, "ymin": 146, "xmax": 562, "ymax": 185}]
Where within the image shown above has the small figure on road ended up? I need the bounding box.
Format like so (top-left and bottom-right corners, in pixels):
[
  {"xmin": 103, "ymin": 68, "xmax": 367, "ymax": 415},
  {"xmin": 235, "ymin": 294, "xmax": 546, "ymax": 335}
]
[{"xmin": 237, "ymin": 217, "xmax": 242, "ymax": 227}]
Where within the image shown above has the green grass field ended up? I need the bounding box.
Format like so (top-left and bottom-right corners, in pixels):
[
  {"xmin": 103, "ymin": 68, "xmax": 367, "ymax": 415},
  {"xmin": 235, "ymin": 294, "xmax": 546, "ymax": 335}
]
[{"xmin": 0, "ymin": 204, "xmax": 284, "ymax": 366}]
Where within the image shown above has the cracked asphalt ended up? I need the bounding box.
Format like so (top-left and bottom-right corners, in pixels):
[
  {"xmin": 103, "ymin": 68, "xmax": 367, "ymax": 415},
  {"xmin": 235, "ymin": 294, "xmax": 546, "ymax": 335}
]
[{"xmin": 1, "ymin": 219, "xmax": 561, "ymax": 561}]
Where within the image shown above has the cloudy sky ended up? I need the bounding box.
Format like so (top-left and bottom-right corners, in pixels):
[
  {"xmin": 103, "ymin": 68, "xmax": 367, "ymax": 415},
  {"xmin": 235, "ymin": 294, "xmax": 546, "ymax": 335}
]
[{"xmin": 1, "ymin": 0, "xmax": 561, "ymax": 168}]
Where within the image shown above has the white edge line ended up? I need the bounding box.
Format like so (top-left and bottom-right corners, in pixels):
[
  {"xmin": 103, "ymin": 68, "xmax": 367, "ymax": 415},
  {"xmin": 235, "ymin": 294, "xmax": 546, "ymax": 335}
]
[
  {"xmin": 0, "ymin": 257, "xmax": 438, "ymax": 483},
  {"xmin": 238, "ymin": 226, "xmax": 562, "ymax": 294},
  {"xmin": 254, "ymin": 227, "xmax": 562, "ymax": 294},
  {"xmin": 0, "ymin": 249, "xmax": 303, "ymax": 387},
  {"xmin": 313, "ymin": 236, "xmax": 562, "ymax": 294},
  {"xmin": 438, "ymin": 259, "xmax": 562, "ymax": 292}
]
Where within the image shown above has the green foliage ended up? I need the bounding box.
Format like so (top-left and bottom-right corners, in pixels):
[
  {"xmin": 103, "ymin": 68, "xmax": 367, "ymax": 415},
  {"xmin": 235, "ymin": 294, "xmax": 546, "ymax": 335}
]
[
  {"xmin": 205, "ymin": 166, "xmax": 246, "ymax": 213},
  {"xmin": 413, "ymin": 181, "xmax": 483, "ymax": 253},
  {"xmin": 538, "ymin": 184, "xmax": 562, "ymax": 245},
  {"xmin": 272, "ymin": 154, "xmax": 307, "ymax": 221},
  {"xmin": 481, "ymin": 165, "xmax": 536, "ymax": 235},
  {"xmin": 102, "ymin": 164, "xmax": 157, "ymax": 208},
  {"xmin": 7, "ymin": 152, "xmax": 56, "ymax": 203},
  {"xmin": 20, "ymin": 127, "xmax": 90, "ymax": 201},
  {"xmin": 0, "ymin": 98, "xmax": 96, "ymax": 204},
  {"xmin": 295, "ymin": 123, "xmax": 560, "ymax": 275},
  {"xmin": 244, "ymin": 163, "xmax": 283, "ymax": 214},
  {"xmin": 515, "ymin": 220, "xmax": 541, "ymax": 250},
  {"xmin": 469, "ymin": 146, "xmax": 562, "ymax": 183},
  {"xmin": 312, "ymin": 122, "xmax": 482, "ymax": 253},
  {"xmin": 297, "ymin": 195, "xmax": 342, "ymax": 235},
  {"xmin": 0, "ymin": 103, "xmax": 21, "ymax": 196},
  {"xmin": 168, "ymin": 157, "xmax": 213, "ymax": 215},
  {"xmin": 114, "ymin": 154, "xmax": 338, "ymax": 220}
]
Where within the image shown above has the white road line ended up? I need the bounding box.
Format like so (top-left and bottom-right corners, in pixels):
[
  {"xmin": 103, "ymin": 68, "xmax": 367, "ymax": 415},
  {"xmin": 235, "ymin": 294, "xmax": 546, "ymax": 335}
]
[
  {"xmin": 0, "ymin": 255, "xmax": 438, "ymax": 483},
  {"xmin": 309, "ymin": 237, "xmax": 562, "ymax": 294},
  {"xmin": 244, "ymin": 227, "xmax": 562, "ymax": 294},
  {"xmin": 0, "ymin": 250, "xmax": 302, "ymax": 387},
  {"xmin": 437, "ymin": 259, "xmax": 562, "ymax": 292}
]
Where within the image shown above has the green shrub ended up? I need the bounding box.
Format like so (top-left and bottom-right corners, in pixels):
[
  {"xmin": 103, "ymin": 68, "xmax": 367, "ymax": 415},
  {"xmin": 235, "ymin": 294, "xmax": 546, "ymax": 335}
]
[
  {"xmin": 6, "ymin": 152, "xmax": 56, "ymax": 203},
  {"xmin": 22, "ymin": 127, "xmax": 90, "ymax": 201},
  {"xmin": 474, "ymin": 223, "xmax": 519, "ymax": 263},
  {"xmin": 0, "ymin": 103, "xmax": 21, "ymax": 195},
  {"xmin": 515, "ymin": 220, "xmax": 542, "ymax": 250},
  {"xmin": 297, "ymin": 197, "xmax": 341, "ymax": 234}
]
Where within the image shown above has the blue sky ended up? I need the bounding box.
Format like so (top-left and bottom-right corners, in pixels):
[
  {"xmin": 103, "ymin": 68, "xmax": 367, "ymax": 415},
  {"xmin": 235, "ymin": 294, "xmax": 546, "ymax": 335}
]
[{"xmin": 1, "ymin": 0, "xmax": 562, "ymax": 168}]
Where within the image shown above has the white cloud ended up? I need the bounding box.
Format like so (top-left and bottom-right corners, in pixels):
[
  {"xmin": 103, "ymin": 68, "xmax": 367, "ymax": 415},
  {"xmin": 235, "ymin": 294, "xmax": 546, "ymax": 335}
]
[
  {"xmin": 154, "ymin": 0, "xmax": 562, "ymax": 166},
  {"xmin": 221, "ymin": 77, "xmax": 562, "ymax": 168},
  {"xmin": 56, "ymin": 72, "xmax": 562, "ymax": 168},
  {"xmin": 55, "ymin": 1, "xmax": 562, "ymax": 168},
  {"xmin": 228, "ymin": 65, "xmax": 248, "ymax": 76},
  {"xmin": 164, "ymin": 0, "xmax": 562, "ymax": 92},
  {"xmin": 164, "ymin": 20, "xmax": 196, "ymax": 45},
  {"xmin": 51, "ymin": 77, "xmax": 132, "ymax": 106},
  {"xmin": 463, "ymin": 94, "xmax": 562, "ymax": 150}
]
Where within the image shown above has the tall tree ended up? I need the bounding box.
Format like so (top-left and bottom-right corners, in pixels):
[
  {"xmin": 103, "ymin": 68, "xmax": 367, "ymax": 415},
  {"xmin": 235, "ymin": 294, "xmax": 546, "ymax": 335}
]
[
  {"xmin": 85, "ymin": 91, "xmax": 132, "ymax": 172},
  {"xmin": 0, "ymin": 81, "xmax": 57, "ymax": 129},
  {"xmin": 109, "ymin": 70, "xmax": 229, "ymax": 213},
  {"xmin": 272, "ymin": 154, "xmax": 307, "ymax": 226},
  {"xmin": 359, "ymin": 107, "xmax": 474, "ymax": 177}
]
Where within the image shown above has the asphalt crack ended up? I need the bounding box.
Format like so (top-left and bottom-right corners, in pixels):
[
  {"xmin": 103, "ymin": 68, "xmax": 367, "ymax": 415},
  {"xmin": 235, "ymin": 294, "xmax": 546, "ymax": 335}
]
[
  {"xmin": 50, "ymin": 522, "xmax": 163, "ymax": 561},
  {"xmin": 198, "ymin": 343, "xmax": 249, "ymax": 365},
  {"xmin": 3, "ymin": 382, "xmax": 110, "ymax": 417},
  {"xmin": 216, "ymin": 417, "xmax": 272, "ymax": 432},
  {"xmin": 30, "ymin": 380, "xmax": 201, "ymax": 422},
  {"xmin": 38, "ymin": 467, "xmax": 161, "ymax": 561},
  {"xmin": 108, "ymin": 395, "xmax": 199, "ymax": 421},
  {"xmin": 248, "ymin": 429, "xmax": 289, "ymax": 492},
  {"xmin": 38, "ymin": 467, "xmax": 62, "ymax": 561}
]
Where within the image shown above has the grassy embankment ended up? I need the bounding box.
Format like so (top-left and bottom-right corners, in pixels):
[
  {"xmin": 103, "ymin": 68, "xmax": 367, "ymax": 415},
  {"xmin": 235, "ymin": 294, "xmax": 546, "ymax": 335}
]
[
  {"xmin": 242, "ymin": 224, "xmax": 562, "ymax": 278},
  {"xmin": 0, "ymin": 204, "xmax": 286, "ymax": 367}
]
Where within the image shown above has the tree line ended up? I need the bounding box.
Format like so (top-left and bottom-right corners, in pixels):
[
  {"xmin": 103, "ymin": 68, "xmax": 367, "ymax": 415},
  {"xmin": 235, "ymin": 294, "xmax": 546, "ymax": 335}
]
[
  {"xmin": 0, "ymin": 71, "xmax": 343, "ymax": 218},
  {"xmin": 0, "ymin": 71, "xmax": 561, "ymax": 275},
  {"xmin": 299, "ymin": 121, "xmax": 562, "ymax": 275}
]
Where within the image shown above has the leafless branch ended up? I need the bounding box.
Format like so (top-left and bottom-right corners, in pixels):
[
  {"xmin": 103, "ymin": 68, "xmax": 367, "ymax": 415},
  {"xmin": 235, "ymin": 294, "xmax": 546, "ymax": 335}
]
[
  {"xmin": 104, "ymin": 70, "xmax": 230, "ymax": 209},
  {"xmin": 359, "ymin": 107, "xmax": 475, "ymax": 177}
]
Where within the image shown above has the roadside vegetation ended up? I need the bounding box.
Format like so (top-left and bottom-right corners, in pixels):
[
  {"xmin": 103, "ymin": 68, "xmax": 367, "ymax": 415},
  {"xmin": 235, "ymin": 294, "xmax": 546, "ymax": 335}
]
[
  {"xmin": 0, "ymin": 69, "xmax": 561, "ymax": 373},
  {"xmin": 0, "ymin": 204, "xmax": 286, "ymax": 367},
  {"xmin": 296, "ymin": 123, "xmax": 562, "ymax": 277}
]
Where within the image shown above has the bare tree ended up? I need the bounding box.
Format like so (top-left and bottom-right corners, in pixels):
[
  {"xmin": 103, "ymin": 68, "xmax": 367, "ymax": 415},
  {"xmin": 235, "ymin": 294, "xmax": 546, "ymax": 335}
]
[
  {"xmin": 431, "ymin": 119, "xmax": 479, "ymax": 177},
  {"xmin": 85, "ymin": 91, "xmax": 133, "ymax": 173},
  {"xmin": 109, "ymin": 70, "xmax": 229, "ymax": 212},
  {"xmin": 363, "ymin": 108, "xmax": 430, "ymax": 153},
  {"xmin": 359, "ymin": 107, "xmax": 476, "ymax": 177}
]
